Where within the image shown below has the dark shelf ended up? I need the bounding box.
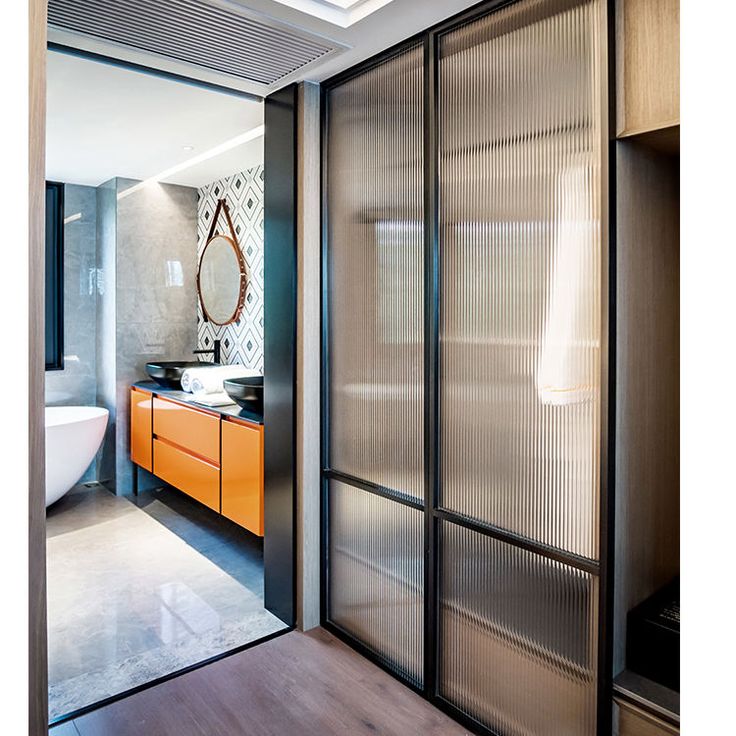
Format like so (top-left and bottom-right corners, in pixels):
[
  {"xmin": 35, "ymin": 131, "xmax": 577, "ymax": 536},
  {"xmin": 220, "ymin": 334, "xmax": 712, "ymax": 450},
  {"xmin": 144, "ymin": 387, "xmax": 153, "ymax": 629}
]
[{"xmin": 614, "ymin": 669, "xmax": 679, "ymax": 727}]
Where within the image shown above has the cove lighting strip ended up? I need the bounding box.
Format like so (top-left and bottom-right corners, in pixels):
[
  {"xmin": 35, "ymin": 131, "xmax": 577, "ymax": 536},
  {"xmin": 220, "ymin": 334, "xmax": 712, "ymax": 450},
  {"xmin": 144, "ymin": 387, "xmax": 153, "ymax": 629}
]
[{"xmin": 117, "ymin": 124, "xmax": 264, "ymax": 200}]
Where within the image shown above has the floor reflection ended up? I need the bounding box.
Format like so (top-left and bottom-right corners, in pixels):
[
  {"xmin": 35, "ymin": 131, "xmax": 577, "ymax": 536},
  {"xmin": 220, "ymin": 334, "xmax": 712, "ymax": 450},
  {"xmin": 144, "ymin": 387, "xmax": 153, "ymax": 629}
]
[{"xmin": 46, "ymin": 484, "xmax": 287, "ymax": 721}]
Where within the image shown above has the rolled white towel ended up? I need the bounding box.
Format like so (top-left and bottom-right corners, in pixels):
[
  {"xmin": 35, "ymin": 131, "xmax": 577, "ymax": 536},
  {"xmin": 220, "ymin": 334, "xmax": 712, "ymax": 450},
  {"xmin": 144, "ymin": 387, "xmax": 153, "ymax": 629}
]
[
  {"xmin": 180, "ymin": 367, "xmax": 205, "ymax": 393},
  {"xmin": 182, "ymin": 365, "xmax": 230, "ymax": 393},
  {"xmin": 190, "ymin": 365, "xmax": 261, "ymax": 395}
]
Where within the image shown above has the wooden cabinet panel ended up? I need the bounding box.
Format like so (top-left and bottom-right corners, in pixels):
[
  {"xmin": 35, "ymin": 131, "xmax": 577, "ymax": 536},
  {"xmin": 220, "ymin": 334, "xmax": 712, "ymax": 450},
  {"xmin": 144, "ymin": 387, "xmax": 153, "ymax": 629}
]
[
  {"xmin": 616, "ymin": 0, "xmax": 680, "ymax": 137},
  {"xmin": 130, "ymin": 388, "xmax": 152, "ymax": 471},
  {"xmin": 153, "ymin": 396, "xmax": 220, "ymax": 464},
  {"xmin": 616, "ymin": 701, "xmax": 679, "ymax": 736},
  {"xmin": 153, "ymin": 438, "xmax": 220, "ymax": 512},
  {"xmin": 221, "ymin": 419, "xmax": 264, "ymax": 536}
]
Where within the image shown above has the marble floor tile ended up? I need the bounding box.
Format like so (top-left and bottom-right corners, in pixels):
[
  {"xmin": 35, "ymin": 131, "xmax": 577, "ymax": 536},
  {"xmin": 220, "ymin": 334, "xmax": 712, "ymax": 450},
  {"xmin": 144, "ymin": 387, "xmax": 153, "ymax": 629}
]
[
  {"xmin": 47, "ymin": 485, "xmax": 287, "ymax": 721},
  {"xmin": 49, "ymin": 721, "xmax": 79, "ymax": 736}
]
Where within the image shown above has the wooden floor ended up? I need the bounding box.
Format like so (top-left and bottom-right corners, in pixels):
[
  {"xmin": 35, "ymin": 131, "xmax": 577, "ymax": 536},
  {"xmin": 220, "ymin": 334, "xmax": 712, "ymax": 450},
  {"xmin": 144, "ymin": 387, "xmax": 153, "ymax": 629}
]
[{"xmin": 50, "ymin": 628, "xmax": 470, "ymax": 735}]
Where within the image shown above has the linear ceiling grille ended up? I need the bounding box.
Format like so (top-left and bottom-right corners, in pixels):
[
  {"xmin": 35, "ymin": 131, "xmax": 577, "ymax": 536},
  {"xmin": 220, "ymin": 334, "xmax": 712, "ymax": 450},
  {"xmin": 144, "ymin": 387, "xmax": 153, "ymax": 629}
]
[{"xmin": 48, "ymin": 0, "xmax": 337, "ymax": 85}]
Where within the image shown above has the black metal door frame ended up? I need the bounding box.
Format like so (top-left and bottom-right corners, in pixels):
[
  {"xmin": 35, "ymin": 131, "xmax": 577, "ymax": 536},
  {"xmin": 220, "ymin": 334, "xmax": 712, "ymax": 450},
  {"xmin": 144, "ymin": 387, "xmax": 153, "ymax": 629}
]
[
  {"xmin": 263, "ymin": 83, "xmax": 299, "ymax": 627},
  {"xmin": 319, "ymin": 1, "xmax": 616, "ymax": 734}
]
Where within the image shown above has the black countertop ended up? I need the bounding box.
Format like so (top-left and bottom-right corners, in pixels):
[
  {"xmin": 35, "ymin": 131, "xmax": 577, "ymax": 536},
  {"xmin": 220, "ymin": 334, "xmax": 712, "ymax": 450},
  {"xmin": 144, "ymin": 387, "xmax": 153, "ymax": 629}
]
[{"xmin": 133, "ymin": 381, "xmax": 263, "ymax": 425}]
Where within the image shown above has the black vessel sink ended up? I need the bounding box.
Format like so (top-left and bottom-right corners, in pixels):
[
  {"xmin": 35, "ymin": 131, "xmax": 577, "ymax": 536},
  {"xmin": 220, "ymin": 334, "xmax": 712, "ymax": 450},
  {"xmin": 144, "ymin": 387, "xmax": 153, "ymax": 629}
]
[
  {"xmin": 145, "ymin": 361, "xmax": 214, "ymax": 390},
  {"xmin": 223, "ymin": 376, "xmax": 264, "ymax": 414}
]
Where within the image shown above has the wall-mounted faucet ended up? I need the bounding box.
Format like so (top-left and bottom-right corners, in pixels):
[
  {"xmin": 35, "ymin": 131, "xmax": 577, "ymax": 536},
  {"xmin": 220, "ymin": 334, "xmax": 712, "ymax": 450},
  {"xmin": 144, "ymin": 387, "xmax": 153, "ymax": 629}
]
[{"xmin": 194, "ymin": 338, "xmax": 221, "ymax": 364}]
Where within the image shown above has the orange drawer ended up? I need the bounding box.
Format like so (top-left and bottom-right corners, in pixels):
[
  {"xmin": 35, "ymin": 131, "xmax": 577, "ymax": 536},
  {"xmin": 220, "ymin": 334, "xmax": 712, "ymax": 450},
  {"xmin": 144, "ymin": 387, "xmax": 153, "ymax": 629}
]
[
  {"xmin": 153, "ymin": 438, "xmax": 220, "ymax": 512},
  {"xmin": 221, "ymin": 419, "xmax": 264, "ymax": 536},
  {"xmin": 130, "ymin": 388, "xmax": 152, "ymax": 471},
  {"xmin": 153, "ymin": 396, "xmax": 220, "ymax": 464}
]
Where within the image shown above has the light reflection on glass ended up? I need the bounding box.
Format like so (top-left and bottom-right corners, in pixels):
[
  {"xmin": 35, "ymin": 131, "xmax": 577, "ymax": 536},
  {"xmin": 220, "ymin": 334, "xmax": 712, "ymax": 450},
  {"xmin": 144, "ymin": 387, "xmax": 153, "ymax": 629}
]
[{"xmin": 165, "ymin": 260, "xmax": 184, "ymax": 288}]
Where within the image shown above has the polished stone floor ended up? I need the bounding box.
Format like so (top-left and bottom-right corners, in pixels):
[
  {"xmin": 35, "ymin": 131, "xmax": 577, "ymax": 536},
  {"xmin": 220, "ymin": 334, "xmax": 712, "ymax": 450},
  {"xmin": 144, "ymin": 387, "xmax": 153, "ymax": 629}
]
[{"xmin": 46, "ymin": 484, "xmax": 287, "ymax": 721}]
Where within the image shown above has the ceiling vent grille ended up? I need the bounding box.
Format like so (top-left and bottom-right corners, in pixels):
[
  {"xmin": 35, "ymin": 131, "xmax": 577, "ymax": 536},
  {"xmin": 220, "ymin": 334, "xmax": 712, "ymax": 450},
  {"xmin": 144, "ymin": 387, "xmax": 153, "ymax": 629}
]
[{"xmin": 48, "ymin": 0, "xmax": 340, "ymax": 86}]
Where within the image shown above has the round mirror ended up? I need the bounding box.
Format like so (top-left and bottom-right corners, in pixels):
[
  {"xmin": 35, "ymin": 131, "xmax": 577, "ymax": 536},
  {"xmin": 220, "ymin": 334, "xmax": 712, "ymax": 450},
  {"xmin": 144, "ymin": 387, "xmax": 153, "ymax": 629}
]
[{"xmin": 197, "ymin": 234, "xmax": 246, "ymax": 325}]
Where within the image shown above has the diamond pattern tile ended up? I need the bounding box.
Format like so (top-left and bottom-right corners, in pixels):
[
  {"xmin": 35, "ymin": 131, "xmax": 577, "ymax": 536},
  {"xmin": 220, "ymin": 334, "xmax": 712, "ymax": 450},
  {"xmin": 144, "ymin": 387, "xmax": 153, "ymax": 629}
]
[{"xmin": 197, "ymin": 167, "xmax": 264, "ymax": 371}]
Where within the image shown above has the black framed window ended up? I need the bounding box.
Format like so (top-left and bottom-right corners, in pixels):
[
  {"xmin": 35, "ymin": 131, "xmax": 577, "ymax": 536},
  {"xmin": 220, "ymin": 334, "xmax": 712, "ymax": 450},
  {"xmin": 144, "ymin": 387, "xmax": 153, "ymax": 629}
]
[{"xmin": 45, "ymin": 181, "xmax": 64, "ymax": 371}]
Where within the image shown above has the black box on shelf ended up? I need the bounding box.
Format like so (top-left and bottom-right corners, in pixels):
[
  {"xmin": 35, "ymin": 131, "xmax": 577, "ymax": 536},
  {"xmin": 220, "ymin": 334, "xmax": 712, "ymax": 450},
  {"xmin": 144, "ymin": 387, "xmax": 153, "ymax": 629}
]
[{"xmin": 626, "ymin": 578, "xmax": 680, "ymax": 691}]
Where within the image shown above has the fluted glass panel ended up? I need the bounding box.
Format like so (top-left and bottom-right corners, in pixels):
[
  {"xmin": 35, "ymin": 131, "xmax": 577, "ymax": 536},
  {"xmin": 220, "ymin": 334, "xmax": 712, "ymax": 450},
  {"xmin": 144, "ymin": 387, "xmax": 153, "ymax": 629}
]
[
  {"xmin": 440, "ymin": 521, "xmax": 598, "ymax": 735},
  {"xmin": 325, "ymin": 45, "xmax": 424, "ymax": 500},
  {"xmin": 328, "ymin": 479, "xmax": 424, "ymax": 686},
  {"xmin": 438, "ymin": 0, "xmax": 605, "ymax": 559}
]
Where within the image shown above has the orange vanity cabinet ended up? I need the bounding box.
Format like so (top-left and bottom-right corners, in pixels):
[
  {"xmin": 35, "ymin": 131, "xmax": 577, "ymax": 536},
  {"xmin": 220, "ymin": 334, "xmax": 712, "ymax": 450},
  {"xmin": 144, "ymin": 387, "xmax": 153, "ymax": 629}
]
[
  {"xmin": 152, "ymin": 396, "xmax": 220, "ymax": 464},
  {"xmin": 130, "ymin": 388, "xmax": 153, "ymax": 472},
  {"xmin": 221, "ymin": 418, "xmax": 264, "ymax": 536},
  {"xmin": 130, "ymin": 385, "xmax": 264, "ymax": 536}
]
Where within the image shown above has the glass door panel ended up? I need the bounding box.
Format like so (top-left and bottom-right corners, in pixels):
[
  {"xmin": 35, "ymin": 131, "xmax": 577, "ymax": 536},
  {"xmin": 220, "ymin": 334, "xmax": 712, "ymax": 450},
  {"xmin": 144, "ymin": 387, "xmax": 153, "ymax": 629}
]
[{"xmin": 324, "ymin": 43, "xmax": 426, "ymax": 686}]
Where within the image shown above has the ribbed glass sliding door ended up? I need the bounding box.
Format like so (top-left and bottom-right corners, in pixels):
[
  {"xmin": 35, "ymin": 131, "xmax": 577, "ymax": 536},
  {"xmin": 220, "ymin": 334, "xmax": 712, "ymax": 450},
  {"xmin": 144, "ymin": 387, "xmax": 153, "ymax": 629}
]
[
  {"xmin": 323, "ymin": 43, "xmax": 425, "ymax": 686},
  {"xmin": 437, "ymin": 0, "xmax": 605, "ymax": 734},
  {"xmin": 323, "ymin": 0, "xmax": 607, "ymax": 733}
]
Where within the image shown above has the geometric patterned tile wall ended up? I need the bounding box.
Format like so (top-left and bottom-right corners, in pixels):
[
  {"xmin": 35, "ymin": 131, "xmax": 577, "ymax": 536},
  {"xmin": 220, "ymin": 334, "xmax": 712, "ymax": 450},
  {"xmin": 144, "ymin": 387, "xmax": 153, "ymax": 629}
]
[{"xmin": 197, "ymin": 166, "xmax": 264, "ymax": 371}]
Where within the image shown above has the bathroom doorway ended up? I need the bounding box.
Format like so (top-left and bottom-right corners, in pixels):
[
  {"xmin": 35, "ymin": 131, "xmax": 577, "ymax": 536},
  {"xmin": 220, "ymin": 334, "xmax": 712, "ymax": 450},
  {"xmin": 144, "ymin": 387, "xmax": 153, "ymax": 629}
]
[{"xmin": 43, "ymin": 47, "xmax": 297, "ymax": 725}]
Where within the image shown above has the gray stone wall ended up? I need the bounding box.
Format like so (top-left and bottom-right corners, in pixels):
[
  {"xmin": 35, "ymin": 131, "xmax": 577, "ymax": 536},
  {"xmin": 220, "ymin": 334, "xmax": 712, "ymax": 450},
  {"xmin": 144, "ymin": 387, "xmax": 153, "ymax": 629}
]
[{"xmin": 112, "ymin": 179, "xmax": 198, "ymax": 492}]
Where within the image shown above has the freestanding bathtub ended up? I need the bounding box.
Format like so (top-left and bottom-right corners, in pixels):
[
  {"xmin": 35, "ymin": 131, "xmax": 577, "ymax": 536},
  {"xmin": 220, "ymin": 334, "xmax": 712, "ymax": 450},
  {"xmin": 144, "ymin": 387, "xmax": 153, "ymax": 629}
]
[{"xmin": 45, "ymin": 406, "xmax": 109, "ymax": 507}]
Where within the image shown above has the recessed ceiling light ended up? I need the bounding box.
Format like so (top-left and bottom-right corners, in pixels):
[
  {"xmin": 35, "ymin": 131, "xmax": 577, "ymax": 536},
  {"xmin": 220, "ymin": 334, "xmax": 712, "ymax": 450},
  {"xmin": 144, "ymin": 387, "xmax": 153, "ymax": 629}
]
[
  {"xmin": 182, "ymin": 145, "xmax": 195, "ymax": 151},
  {"xmin": 271, "ymin": 0, "xmax": 395, "ymax": 28}
]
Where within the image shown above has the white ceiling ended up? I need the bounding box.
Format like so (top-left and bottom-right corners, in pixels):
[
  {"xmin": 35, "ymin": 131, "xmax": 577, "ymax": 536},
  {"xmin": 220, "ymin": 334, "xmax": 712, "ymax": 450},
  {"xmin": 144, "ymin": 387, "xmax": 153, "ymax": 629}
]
[
  {"xmin": 46, "ymin": 50, "xmax": 264, "ymax": 188},
  {"xmin": 46, "ymin": 0, "xmax": 481, "ymax": 188}
]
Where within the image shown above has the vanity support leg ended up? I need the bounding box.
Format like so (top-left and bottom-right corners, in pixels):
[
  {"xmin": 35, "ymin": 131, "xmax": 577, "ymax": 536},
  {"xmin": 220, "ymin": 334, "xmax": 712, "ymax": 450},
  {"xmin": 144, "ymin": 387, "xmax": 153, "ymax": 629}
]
[{"xmin": 132, "ymin": 463, "xmax": 139, "ymax": 496}]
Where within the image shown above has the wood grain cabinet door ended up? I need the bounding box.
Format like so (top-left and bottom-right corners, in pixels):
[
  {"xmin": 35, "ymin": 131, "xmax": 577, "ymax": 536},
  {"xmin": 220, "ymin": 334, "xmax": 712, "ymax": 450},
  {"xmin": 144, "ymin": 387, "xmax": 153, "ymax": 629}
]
[
  {"xmin": 221, "ymin": 420, "xmax": 264, "ymax": 536},
  {"xmin": 130, "ymin": 389, "xmax": 153, "ymax": 471},
  {"xmin": 615, "ymin": 701, "xmax": 679, "ymax": 736},
  {"xmin": 616, "ymin": 0, "xmax": 680, "ymax": 136}
]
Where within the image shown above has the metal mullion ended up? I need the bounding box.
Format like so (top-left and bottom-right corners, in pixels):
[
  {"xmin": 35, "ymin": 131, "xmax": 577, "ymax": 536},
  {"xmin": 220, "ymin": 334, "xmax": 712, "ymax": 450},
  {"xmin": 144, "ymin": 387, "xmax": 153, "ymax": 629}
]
[
  {"xmin": 423, "ymin": 29, "xmax": 440, "ymax": 701},
  {"xmin": 320, "ymin": 83, "xmax": 332, "ymax": 627},
  {"xmin": 597, "ymin": 1, "xmax": 617, "ymax": 734},
  {"xmin": 434, "ymin": 508, "xmax": 601, "ymax": 577},
  {"xmin": 323, "ymin": 469, "xmax": 424, "ymax": 512}
]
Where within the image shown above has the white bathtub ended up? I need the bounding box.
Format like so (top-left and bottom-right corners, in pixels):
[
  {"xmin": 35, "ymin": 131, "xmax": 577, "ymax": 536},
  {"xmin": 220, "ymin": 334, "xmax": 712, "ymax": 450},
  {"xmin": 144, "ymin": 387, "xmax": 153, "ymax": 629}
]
[{"xmin": 45, "ymin": 406, "xmax": 109, "ymax": 507}]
